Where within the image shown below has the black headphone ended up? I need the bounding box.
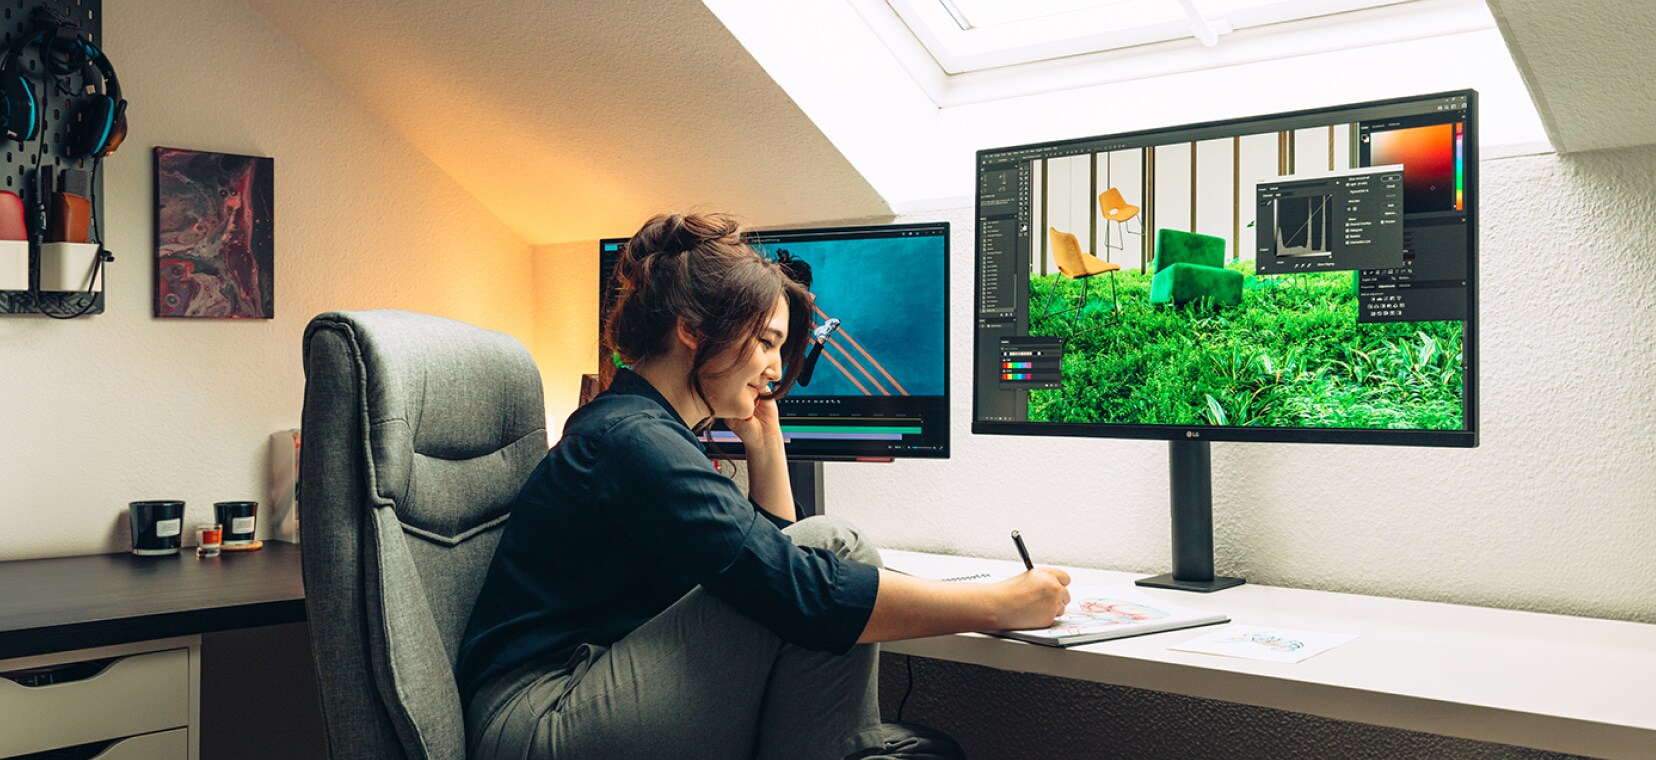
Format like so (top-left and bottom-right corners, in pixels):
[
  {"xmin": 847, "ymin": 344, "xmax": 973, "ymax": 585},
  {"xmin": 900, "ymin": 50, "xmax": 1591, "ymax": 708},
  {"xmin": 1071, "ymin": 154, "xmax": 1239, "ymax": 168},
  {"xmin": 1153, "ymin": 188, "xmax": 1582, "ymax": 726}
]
[{"xmin": 0, "ymin": 26, "xmax": 126, "ymax": 159}]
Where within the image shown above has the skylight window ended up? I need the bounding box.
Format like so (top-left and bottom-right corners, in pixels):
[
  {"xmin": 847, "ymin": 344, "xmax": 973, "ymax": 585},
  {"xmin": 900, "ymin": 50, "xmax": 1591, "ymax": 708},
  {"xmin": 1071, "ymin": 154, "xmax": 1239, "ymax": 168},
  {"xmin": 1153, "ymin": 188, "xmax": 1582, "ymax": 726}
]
[
  {"xmin": 888, "ymin": 0, "xmax": 1426, "ymax": 73},
  {"xmin": 942, "ymin": 0, "xmax": 1168, "ymax": 31}
]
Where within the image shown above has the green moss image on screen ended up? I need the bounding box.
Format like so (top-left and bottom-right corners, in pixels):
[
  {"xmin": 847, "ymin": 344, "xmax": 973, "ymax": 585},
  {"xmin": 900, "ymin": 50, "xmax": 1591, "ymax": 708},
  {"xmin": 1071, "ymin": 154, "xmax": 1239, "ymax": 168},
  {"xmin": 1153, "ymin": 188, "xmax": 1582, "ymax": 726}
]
[{"xmin": 1026, "ymin": 261, "xmax": 1464, "ymax": 430}]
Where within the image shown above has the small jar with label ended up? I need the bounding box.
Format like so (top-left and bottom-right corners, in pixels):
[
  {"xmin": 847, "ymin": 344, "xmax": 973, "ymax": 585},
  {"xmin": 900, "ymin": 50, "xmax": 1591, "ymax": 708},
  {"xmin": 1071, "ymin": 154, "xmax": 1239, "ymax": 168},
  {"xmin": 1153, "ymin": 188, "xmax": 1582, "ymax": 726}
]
[
  {"xmin": 129, "ymin": 500, "xmax": 185, "ymax": 556},
  {"xmin": 214, "ymin": 501, "xmax": 259, "ymax": 546}
]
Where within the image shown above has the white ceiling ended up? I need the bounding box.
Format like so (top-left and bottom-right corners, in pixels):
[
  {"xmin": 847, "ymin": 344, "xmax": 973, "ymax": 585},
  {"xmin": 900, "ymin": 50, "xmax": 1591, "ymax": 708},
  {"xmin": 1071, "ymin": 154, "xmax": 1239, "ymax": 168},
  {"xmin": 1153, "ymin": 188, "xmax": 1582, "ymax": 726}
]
[
  {"xmin": 709, "ymin": 0, "xmax": 1550, "ymax": 210},
  {"xmin": 1486, "ymin": 0, "xmax": 1656, "ymax": 154},
  {"xmin": 881, "ymin": 0, "xmax": 1422, "ymax": 75},
  {"xmin": 244, "ymin": 0, "xmax": 1654, "ymax": 241},
  {"xmin": 244, "ymin": 0, "xmax": 891, "ymax": 245}
]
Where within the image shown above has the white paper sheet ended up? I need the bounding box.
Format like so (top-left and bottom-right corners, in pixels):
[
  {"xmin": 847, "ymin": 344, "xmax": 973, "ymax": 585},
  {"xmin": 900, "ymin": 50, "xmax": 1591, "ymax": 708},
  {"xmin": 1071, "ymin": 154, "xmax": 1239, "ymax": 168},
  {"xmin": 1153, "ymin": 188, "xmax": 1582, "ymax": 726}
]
[{"xmin": 1171, "ymin": 624, "xmax": 1357, "ymax": 663}]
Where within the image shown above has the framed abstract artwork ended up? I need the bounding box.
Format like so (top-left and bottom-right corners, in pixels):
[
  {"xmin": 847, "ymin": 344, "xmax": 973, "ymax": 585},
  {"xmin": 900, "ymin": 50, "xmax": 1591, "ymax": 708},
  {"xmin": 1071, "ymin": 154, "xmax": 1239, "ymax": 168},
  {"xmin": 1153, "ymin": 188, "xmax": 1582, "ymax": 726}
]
[{"xmin": 154, "ymin": 147, "xmax": 275, "ymax": 318}]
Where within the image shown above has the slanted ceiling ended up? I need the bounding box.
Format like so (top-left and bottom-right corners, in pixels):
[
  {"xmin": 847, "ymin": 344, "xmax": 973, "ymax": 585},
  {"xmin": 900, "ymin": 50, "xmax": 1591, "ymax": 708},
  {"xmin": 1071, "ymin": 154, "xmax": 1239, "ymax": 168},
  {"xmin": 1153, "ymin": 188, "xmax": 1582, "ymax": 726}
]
[
  {"xmin": 246, "ymin": 0, "xmax": 1656, "ymax": 244},
  {"xmin": 1487, "ymin": 0, "xmax": 1656, "ymax": 154},
  {"xmin": 244, "ymin": 0, "xmax": 890, "ymax": 245}
]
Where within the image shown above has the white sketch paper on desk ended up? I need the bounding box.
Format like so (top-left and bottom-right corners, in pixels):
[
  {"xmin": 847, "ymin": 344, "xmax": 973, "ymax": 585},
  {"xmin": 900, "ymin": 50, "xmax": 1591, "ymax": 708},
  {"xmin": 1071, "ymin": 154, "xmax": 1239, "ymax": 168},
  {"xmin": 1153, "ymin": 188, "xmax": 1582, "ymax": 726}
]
[
  {"xmin": 987, "ymin": 588, "xmax": 1228, "ymax": 647},
  {"xmin": 1171, "ymin": 625, "xmax": 1357, "ymax": 663}
]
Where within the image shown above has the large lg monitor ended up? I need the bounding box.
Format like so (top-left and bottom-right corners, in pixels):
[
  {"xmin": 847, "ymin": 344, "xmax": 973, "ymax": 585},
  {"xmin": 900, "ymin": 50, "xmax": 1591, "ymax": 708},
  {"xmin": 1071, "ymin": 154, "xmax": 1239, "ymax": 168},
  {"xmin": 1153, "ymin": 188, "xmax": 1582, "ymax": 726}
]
[
  {"xmin": 600, "ymin": 222, "xmax": 951, "ymax": 510},
  {"xmin": 972, "ymin": 91, "xmax": 1478, "ymax": 590}
]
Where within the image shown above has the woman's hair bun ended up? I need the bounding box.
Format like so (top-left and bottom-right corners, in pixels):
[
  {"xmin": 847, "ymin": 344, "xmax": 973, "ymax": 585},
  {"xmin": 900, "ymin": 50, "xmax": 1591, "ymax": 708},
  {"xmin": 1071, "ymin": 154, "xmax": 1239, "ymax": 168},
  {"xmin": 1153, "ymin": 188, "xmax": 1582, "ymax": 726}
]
[{"xmin": 631, "ymin": 213, "xmax": 741, "ymax": 260}]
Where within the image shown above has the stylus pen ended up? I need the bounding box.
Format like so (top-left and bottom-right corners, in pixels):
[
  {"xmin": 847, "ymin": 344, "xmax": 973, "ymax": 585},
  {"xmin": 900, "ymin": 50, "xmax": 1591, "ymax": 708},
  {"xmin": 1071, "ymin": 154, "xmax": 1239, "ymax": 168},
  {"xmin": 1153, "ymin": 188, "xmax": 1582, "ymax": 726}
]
[{"xmin": 1011, "ymin": 530, "xmax": 1034, "ymax": 572}]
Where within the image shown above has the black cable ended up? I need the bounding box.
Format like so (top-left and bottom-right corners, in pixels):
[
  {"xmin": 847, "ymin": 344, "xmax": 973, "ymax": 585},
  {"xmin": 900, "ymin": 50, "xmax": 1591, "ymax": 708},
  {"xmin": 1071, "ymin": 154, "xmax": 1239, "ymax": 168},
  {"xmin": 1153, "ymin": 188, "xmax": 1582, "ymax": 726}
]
[
  {"xmin": 24, "ymin": 69, "xmax": 53, "ymax": 316},
  {"xmin": 30, "ymin": 73, "xmax": 48, "ymax": 171},
  {"xmin": 896, "ymin": 654, "xmax": 915, "ymax": 722},
  {"xmin": 89, "ymin": 156, "xmax": 101, "ymax": 244}
]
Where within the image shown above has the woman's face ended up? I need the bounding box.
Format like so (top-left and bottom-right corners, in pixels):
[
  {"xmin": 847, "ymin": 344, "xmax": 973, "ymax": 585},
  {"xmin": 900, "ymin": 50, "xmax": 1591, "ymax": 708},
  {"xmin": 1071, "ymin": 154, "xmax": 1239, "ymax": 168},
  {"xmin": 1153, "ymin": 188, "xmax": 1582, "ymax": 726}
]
[{"xmin": 702, "ymin": 295, "xmax": 788, "ymax": 419}]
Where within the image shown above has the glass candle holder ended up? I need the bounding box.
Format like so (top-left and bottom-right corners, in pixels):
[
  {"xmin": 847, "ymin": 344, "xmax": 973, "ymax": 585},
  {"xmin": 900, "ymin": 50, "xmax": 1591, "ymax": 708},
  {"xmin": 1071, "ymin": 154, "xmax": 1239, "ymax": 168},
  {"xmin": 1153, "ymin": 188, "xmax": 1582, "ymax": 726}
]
[
  {"xmin": 196, "ymin": 523, "xmax": 223, "ymax": 558},
  {"xmin": 214, "ymin": 501, "xmax": 258, "ymax": 546},
  {"xmin": 129, "ymin": 500, "xmax": 185, "ymax": 556}
]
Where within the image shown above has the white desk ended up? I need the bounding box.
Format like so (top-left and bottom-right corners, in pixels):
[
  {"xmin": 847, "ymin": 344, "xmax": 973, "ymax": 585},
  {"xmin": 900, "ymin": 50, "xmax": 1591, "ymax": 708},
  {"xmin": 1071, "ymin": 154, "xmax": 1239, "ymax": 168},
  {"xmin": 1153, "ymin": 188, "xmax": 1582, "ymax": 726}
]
[{"xmin": 879, "ymin": 550, "xmax": 1656, "ymax": 760}]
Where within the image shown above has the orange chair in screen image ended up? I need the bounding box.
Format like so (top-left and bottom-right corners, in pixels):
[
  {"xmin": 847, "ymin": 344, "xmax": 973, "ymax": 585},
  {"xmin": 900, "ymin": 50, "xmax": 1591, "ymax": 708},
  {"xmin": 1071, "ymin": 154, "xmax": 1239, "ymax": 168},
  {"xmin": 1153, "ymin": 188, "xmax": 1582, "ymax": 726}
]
[
  {"xmin": 1099, "ymin": 187, "xmax": 1141, "ymax": 252},
  {"xmin": 1045, "ymin": 227, "xmax": 1121, "ymax": 325}
]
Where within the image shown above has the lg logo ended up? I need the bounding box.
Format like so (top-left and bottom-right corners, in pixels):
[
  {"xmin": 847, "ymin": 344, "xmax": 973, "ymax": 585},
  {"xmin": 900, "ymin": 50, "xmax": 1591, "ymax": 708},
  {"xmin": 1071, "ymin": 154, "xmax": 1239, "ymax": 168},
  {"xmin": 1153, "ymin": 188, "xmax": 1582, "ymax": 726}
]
[{"xmin": 1185, "ymin": 431, "xmax": 1200, "ymax": 439}]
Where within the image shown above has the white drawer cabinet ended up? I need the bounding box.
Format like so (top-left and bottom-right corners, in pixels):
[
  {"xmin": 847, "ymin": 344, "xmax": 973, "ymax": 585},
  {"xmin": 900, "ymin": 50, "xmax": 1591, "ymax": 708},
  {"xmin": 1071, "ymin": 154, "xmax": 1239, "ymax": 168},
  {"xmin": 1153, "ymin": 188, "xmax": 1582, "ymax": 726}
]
[{"xmin": 0, "ymin": 637, "xmax": 199, "ymax": 759}]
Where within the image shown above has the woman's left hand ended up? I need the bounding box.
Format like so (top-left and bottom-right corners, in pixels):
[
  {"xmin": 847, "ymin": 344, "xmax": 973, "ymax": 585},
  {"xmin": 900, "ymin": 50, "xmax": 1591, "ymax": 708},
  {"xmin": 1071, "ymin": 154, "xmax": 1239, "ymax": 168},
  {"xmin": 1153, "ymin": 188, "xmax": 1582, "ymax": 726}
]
[{"xmin": 727, "ymin": 396, "xmax": 784, "ymax": 453}]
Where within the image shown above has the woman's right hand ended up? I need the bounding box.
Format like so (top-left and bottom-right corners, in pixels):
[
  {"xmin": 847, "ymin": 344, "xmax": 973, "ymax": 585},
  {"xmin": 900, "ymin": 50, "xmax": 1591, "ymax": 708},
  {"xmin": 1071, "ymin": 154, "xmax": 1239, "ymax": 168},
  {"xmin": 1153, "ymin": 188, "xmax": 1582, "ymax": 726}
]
[{"xmin": 991, "ymin": 567, "xmax": 1073, "ymax": 630}]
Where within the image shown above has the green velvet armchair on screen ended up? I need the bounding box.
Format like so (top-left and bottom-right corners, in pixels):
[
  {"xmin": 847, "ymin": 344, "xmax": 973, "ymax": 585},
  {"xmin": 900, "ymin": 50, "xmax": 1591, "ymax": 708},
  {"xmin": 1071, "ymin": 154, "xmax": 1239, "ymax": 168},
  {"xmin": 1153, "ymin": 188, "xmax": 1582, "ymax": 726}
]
[{"xmin": 1150, "ymin": 228, "xmax": 1243, "ymax": 308}]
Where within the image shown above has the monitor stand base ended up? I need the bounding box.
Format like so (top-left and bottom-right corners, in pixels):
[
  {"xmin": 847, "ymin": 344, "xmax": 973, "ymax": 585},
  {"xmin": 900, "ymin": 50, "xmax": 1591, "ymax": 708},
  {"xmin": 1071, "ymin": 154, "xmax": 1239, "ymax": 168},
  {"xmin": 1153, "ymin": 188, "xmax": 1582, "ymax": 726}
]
[
  {"xmin": 1135, "ymin": 573, "xmax": 1246, "ymax": 593},
  {"xmin": 1146, "ymin": 440, "xmax": 1247, "ymax": 593}
]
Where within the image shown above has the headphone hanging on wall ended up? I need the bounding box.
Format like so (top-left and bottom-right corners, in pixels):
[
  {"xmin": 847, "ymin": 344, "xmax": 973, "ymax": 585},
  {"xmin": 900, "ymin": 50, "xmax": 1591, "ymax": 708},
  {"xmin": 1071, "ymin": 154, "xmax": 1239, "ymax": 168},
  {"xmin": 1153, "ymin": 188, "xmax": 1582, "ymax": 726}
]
[
  {"xmin": 65, "ymin": 37, "xmax": 126, "ymax": 159},
  {"xmin": 0, "ymin": 23, "xmax": 127, "ymax": 158},
  {"xmin": 0, "ymin": 30, "xmax": 45, "ymax": 143}
]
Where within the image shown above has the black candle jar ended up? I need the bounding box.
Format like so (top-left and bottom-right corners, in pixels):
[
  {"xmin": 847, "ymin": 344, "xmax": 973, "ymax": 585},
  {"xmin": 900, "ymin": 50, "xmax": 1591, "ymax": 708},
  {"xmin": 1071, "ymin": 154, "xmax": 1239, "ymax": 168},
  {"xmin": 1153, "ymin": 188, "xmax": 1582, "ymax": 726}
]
[
  {"xmin": 129, "ymin": 500, "xmax": 185, "ymax": 556},
  {"xmin": 214, "ymin": 501, "xmax": 258, "ymax": 546}
]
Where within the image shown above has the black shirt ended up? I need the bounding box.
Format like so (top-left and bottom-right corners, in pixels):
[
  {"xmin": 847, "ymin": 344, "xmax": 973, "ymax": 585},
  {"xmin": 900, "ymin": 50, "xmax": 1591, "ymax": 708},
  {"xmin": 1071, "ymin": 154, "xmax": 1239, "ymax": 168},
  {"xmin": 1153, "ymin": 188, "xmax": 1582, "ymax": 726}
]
[{"xmin": 455, "ymin": 369, "xmax": 881, "ymax": 705}]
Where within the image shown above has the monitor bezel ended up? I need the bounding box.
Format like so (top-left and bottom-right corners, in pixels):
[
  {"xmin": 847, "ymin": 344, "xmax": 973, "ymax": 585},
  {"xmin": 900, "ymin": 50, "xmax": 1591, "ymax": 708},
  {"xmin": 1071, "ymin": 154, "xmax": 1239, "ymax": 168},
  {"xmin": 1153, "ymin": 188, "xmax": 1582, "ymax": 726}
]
[
  {"xmin": 970, "ymin": 90, "xmax": 1478, "ymax": 449},
  {"xmin": 600, "ymin": 221, "xmax": 953, "ymax": 462}
]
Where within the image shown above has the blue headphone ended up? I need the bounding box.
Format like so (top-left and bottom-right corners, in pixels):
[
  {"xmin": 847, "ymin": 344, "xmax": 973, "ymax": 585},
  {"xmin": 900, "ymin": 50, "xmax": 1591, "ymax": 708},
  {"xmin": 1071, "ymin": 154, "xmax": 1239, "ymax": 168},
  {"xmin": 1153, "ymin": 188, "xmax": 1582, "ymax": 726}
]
[{"xmin": 0, "ymin": 27, "xmax": 126, "ymax": 159}]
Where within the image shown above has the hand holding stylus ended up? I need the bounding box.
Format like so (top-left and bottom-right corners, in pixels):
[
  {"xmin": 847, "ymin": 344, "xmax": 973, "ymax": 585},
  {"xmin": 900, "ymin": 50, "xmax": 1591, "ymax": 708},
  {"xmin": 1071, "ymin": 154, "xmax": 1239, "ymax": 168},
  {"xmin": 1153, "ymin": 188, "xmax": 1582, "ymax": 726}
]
[{"xmin": 996, "ymin": 530, "xmax": 1070, "ymax": 629}]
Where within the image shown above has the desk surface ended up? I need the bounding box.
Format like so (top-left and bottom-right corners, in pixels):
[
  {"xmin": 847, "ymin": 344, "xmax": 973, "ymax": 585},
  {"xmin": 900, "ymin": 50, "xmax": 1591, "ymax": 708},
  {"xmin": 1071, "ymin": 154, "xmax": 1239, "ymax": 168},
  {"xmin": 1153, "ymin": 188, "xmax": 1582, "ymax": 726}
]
[
  {"xmin": 0, "ymin": 542, "xmax": 306, "ymax": 660},
  {"xmin": 5, "ymin": 543, "xmax": 1651, "ymax": 757},
  {"xmin": 880, "ymin": 550, "xmax": 1656, "ymax": 760}
]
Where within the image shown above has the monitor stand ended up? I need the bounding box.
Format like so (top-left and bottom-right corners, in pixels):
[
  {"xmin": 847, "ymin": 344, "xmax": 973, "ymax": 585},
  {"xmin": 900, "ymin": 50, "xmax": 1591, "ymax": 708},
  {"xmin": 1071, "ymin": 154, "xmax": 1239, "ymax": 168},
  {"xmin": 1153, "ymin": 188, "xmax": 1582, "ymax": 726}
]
[
  {"xmin": 788, "ymin": 460, "xmax": 825, "ymax": 520},
  {"xmin": 1135, "ymin": 440, "xmax": 1246, "ymax": 593}
]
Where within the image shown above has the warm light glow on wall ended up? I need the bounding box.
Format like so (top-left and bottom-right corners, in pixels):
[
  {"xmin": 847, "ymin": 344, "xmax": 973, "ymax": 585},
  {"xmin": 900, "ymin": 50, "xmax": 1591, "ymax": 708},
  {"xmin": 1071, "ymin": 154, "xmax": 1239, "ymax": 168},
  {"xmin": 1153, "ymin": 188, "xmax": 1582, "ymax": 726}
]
[{"xmin": 531, "ymin": 240, "xmax": 602, "ymax": 434}]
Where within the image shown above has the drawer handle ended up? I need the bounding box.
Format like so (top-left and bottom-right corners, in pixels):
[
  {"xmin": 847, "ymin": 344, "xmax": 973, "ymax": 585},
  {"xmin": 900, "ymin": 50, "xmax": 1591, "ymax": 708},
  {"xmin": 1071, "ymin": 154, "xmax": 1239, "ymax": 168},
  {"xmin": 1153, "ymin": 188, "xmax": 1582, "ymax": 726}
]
[
  {"xmin": 1, "ymin": 657, "xmax": 118, "ymax": 687},
  {"xmin": 12, "ymin": 736, "xmax": 119, "ymax": 759}
]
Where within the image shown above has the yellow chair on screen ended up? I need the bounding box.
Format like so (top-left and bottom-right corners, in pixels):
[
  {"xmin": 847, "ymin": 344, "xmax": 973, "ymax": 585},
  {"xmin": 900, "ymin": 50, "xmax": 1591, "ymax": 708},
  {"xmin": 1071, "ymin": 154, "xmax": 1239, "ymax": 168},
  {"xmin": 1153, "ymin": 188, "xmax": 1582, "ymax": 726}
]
[
  {"xmin": 1046, "ymin": 227, "xmax": 1121, "ymax": 323},
  {"xmin": 1099, "ymin": 187, "xmax": 1142, "ymax": 252}
]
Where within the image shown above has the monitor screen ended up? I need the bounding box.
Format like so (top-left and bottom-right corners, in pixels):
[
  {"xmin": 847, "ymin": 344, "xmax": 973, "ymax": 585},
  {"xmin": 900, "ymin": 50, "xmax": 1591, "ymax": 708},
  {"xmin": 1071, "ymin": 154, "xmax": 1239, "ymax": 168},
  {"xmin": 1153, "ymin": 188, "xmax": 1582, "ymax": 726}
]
[
  {"xmin": 599, "ymin": 222, "xmax": 951, "ymax": 460},
  {"xmin": 973, "ymin": 91, "xmax": 1477, "ymax": 447}
]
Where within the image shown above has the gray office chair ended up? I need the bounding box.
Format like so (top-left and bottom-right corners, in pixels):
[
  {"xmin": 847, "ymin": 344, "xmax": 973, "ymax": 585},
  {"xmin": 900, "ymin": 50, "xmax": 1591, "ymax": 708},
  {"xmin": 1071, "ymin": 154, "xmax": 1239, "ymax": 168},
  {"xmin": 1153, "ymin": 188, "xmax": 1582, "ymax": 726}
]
[{"xmin": 300, "ymin": 310, "xmax": 547, "ymax": 759}]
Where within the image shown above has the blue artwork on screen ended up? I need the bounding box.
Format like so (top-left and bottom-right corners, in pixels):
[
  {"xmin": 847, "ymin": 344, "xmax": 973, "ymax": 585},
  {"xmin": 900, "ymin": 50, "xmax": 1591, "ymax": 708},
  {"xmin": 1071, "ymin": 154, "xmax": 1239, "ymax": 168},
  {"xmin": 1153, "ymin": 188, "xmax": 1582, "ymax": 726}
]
[{"xmin": 753, "ymin": 235, "xmax": 946, "ymax": 399}]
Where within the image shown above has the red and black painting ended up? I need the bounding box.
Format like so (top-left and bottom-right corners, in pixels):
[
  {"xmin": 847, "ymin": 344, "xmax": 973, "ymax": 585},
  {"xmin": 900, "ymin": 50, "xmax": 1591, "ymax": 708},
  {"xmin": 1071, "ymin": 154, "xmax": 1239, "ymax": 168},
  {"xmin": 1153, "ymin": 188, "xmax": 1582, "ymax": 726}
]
[{"xmin": 154, "ymin": 148, "xmax": 274, "ymax": 318}]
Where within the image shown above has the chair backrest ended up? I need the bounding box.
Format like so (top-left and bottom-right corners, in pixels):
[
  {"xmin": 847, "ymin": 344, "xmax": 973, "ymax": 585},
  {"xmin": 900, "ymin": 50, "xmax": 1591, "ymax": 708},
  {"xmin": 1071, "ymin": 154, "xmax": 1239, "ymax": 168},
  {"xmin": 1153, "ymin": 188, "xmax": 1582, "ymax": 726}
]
[
  {"xmin": 1047, "ymin": 227, "xmax": 1084, "ymax": 277},
  {"xmin": 300, "ymin": 310, "xmax": 548, "ymax": 760},
  {"xmin": 1098, "ymin": 187, "xmax": 1131, "ymax": 214},
  {"xmin": 1153, "ymin": 228, "xmax": 1226, "ymax": 273}
]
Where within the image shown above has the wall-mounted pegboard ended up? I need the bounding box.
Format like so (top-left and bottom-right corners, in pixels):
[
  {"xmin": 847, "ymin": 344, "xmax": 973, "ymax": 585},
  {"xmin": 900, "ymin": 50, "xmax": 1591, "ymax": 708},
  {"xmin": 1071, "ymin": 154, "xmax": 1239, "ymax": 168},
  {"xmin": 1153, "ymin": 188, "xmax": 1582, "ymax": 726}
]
[{"xmin": 0, "ymin": 0, "xmax": 107, "ymax": 316}]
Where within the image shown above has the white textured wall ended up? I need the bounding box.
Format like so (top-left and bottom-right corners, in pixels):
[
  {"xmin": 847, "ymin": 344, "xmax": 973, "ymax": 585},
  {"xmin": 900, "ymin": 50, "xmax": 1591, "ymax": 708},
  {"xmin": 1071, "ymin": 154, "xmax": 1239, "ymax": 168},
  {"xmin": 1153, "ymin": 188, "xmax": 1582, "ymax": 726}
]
[
  {"xmin": 831, "ymin": 145, "xmax": 1656, "ymax": 626},
  {"xmin": 0, "ymin": 0, "xmax": 534, "ymax": 561}
]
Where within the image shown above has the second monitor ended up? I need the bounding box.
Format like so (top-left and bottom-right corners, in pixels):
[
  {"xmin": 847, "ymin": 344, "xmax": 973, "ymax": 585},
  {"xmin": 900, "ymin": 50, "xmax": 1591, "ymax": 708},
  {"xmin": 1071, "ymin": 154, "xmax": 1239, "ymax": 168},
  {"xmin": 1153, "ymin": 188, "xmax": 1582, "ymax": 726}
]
[{"xmin": 599, "ymin": 221, "xmax": 951, "ymax": 462}]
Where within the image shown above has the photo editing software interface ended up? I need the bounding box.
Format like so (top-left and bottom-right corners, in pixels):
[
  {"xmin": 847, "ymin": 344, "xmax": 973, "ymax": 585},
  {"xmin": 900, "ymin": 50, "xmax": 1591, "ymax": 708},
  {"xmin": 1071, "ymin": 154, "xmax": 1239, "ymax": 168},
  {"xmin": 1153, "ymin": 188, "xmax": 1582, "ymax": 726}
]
[
  {"xmin": 974, "ymin": 91, "xmax": 1476, "ymax": 442},
  {"xmin": 600, "ymin": 223, "xmax": 950, "ymax": 459}
]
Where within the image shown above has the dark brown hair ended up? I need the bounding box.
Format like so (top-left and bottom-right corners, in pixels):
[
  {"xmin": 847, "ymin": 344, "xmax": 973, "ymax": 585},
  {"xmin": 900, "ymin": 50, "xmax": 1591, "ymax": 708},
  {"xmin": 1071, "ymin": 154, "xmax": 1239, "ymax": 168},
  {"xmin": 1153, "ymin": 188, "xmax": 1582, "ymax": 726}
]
[{"xmin": 602, "ymin": 213, "xmax": 813, "ymax": 427}]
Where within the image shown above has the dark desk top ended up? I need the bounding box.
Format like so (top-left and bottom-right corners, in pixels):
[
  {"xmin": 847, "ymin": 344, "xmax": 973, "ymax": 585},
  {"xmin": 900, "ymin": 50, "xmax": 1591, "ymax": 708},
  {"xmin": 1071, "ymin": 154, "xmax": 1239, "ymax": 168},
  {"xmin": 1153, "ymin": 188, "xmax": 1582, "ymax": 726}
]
[{"xmin": 0, "ymin": 541, "xmax": 306, "ymax": 660}]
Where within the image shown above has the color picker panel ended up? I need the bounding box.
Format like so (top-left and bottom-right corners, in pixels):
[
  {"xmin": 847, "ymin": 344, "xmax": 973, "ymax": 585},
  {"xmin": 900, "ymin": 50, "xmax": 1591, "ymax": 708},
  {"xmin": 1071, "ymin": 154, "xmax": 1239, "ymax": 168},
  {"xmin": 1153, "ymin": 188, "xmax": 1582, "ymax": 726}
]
[{"xmin": 1369, "ymin": 124, "xmax": 1457, "ymax": 214}]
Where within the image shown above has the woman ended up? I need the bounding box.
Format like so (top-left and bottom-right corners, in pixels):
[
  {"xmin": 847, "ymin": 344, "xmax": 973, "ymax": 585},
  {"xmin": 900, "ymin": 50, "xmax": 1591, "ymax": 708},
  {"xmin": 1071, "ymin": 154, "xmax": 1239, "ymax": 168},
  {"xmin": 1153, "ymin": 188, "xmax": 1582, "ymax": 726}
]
[{"xmin": 457, "ymin": 213, "xmax": 1070, "ymax": 759}]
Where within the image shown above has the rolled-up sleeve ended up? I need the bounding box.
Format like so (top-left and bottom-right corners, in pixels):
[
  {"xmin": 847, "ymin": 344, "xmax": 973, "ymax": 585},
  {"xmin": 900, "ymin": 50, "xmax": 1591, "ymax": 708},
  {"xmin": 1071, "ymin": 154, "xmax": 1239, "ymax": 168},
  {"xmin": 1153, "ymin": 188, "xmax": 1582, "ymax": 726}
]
[
  {"xmin": 703, "ymin": 514, "xmax": 878, "ymax": 652},
  {"xmin": 594, "ymin": 415, "xmax": 878, "ymax": 653},
  {"xmin": 753, "ymin": 498, "xmax": 796, "ymax": 531}
]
